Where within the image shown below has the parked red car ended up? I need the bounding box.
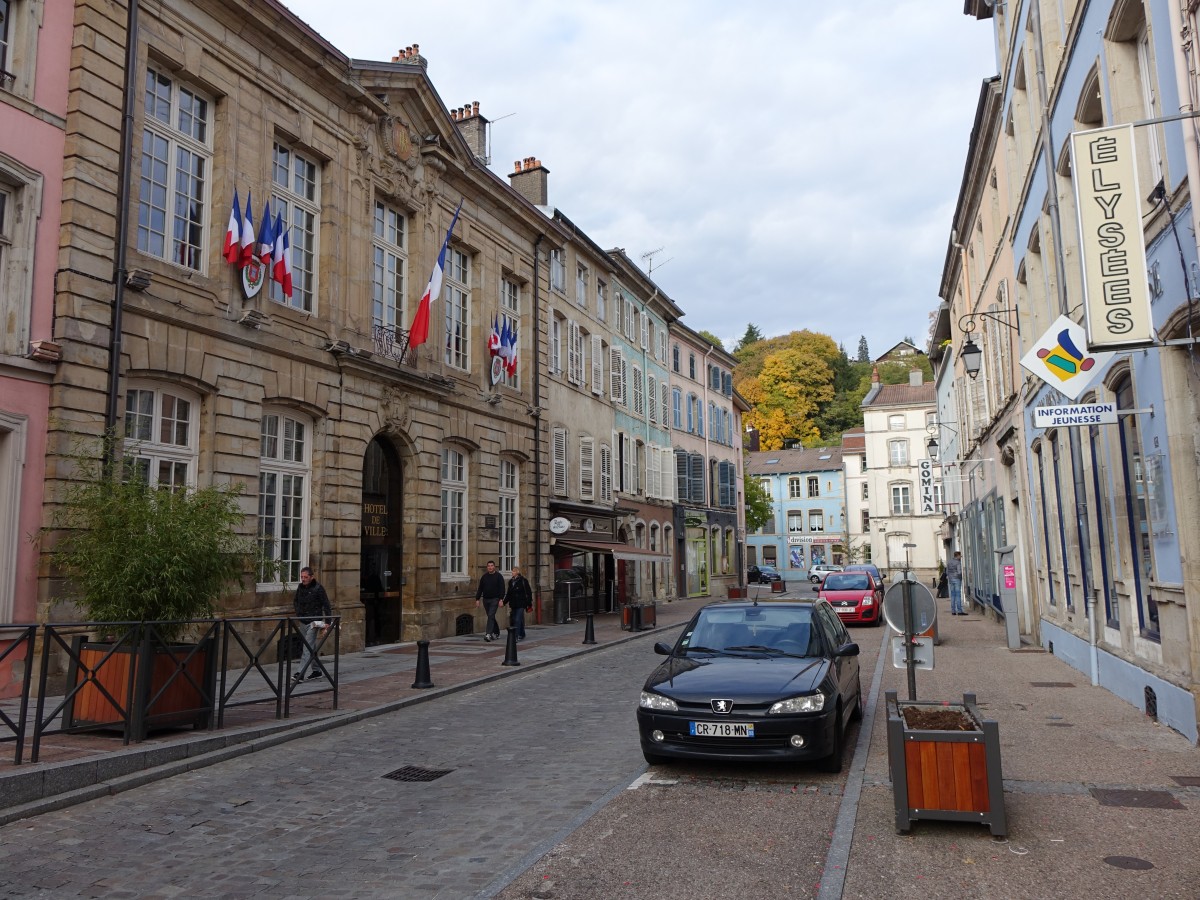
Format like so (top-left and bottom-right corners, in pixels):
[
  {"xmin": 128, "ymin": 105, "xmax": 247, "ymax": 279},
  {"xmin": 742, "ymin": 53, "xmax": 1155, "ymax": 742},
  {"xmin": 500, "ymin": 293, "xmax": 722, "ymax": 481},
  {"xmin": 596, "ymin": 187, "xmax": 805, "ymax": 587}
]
[{"xmin": 814, "ymin": 571, "xmax": 883, "ymax": 625}]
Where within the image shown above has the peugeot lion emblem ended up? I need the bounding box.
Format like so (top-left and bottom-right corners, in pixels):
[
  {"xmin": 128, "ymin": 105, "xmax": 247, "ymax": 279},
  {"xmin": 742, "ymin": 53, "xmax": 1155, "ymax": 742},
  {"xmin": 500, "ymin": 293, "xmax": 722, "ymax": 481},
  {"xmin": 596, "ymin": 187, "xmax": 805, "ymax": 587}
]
[{"xmin": 711, "ymin": 699, "xmax": 733, "ymax": 714}]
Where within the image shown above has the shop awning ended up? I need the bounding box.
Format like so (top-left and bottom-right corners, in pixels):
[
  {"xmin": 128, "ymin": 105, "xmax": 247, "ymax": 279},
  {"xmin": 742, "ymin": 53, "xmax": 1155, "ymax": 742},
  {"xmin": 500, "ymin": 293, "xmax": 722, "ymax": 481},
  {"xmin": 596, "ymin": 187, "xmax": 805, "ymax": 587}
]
[{"xmin": 552, "ymin": 538, "xmax": 672, "ymax": 564}]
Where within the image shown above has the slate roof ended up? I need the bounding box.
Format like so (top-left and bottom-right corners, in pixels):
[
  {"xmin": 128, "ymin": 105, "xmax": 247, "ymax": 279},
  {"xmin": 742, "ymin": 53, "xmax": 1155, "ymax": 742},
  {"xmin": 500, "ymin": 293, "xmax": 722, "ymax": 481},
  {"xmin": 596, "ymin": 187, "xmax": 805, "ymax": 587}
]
[{"xmin": 746, "ymin": 447, "xmax": 843, "ymax": 476}]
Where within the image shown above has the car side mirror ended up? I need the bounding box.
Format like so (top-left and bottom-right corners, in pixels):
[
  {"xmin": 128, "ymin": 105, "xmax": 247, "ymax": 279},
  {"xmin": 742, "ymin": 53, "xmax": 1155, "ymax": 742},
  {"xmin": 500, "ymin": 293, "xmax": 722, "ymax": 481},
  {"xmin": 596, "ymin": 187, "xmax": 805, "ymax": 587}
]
[
  {"xmin": 880, "ymin": 572, "xmax": 888, "ymax": 580},
  {"xmin": 654, "ymin": 641, "xmax": 673, "ymax": 656},
  {"xmin": 836, "ymin": 642, "xmax": 860, "ymax": 657},
  {"xmin": 811, "ymin": 584, "xmax": 819, "ymax": 593}
]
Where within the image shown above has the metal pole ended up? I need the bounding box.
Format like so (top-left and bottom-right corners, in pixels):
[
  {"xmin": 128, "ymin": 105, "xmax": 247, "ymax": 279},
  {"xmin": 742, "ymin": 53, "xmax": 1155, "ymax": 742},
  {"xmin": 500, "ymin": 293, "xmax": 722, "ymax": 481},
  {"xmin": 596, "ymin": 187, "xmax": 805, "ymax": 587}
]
[{"xmin": 902, "ymin": 546, "xmax": 917, "ymax": 701}]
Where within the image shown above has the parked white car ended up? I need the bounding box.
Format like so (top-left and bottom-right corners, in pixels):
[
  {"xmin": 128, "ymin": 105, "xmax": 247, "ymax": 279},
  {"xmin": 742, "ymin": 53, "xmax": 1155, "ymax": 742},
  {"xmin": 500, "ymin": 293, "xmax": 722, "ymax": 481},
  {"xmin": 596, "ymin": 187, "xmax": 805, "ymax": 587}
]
[{"xmin": 808, "ymin": 563, "xmax": 844, "ymax": 583}]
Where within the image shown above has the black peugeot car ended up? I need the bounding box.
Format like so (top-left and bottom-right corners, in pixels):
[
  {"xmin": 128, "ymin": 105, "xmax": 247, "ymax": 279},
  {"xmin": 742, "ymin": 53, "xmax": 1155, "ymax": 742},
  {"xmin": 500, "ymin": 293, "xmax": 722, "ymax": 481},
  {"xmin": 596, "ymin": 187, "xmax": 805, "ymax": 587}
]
[
  {"xmin": 637, "ymin": 600, "xmax": 861, "ymax": 771},
  {"xmin": 746, "ymin": 564, "xmax": 783, "ymax": 584}
]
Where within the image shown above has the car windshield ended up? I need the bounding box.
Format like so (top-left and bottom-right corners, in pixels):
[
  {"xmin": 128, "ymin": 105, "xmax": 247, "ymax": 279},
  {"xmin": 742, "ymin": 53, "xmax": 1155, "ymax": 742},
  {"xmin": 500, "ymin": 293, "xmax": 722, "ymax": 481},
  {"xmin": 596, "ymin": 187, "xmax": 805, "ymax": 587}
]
[
  {"xmin": 680, "ymin": 606, "xmax": 821, "ymax": 657},
  {"xmin": 758, "ymin": 566, "xmax": 777, "ymax": 573},
  {"xmin": 824, "ymin": 574, "xmax": 870, "ymax": 591}
]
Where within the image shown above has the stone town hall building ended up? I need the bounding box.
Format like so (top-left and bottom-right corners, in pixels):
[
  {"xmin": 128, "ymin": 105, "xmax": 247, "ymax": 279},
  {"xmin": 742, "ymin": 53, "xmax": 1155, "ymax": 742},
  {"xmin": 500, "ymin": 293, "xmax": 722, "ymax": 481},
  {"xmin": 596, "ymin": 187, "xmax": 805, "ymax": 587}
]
[{"xmin": 3, "ymin": 0, "xmax": 744, "ymax": 661}]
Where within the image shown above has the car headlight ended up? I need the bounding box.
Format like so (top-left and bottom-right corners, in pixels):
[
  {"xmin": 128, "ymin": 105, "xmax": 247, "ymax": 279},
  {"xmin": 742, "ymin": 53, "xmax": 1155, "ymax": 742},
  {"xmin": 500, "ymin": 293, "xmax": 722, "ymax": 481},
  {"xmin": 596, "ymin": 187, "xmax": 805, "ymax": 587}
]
[
  {"xmin": 862, "ymin": 596, "xmax": 874, "ymax": 605},
  {"xmin": 768, "ymin": 694, "xmax": 825, "ymax": 714},
  {"xmin": 640, "ymin": 691, "xmax": 678, "ymax": 712}
]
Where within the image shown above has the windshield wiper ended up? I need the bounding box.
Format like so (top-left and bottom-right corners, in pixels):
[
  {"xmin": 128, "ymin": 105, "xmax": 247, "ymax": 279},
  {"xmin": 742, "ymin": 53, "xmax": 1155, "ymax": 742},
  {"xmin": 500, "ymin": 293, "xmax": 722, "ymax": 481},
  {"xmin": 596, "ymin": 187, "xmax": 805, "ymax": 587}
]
[
  {"xmin": 682, "ymin": 645, "xmax": 728, "ymax": 655},
  {"xmin": 724, "ymin": 645, "xmax": 809, "ymax": 658}
]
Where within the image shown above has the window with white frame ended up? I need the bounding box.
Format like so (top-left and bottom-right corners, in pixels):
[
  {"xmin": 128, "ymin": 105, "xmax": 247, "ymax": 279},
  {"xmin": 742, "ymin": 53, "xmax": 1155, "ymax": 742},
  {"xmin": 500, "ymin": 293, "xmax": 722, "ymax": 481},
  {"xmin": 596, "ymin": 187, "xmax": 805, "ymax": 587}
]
[
  {"xmin": 807, "ymin": 476, "xmax": 819, "ymax": 497},
  {"xmin": 138, "ymin": 67, "xmax": 210, "ymax": 272},
  {"xmin": 657, "ymin": 328, "xmax": 668, "ymax": 363},
  {"xmin": 888, "ymin": 439, "xmax": 909, "ymax": 466},
  {"xmin": 688, "ymin": 353, "xmax": 696, "ymax": 380},
  {"xmin": 686, "ymin": 393, "xmax": 696, "ymax": 432},
  {"xmin": 123, "ymin": 385, "xmax": 198, "ymax": 489},
  {"xmin": 568, "ymin": 321, "xmax": 585, "ymax": 385},
  {"xmin": 888, "ymin": 414, "xmax": 906, "ymax": 431},
  {"xmin": 788, "ymin": 477, "xmax": 802, "ymax": 499},
  {"xmin": 787, "ymin": 511, "xmax": 803, "ymax": 534},
  {"xmin": 499, "ymin": 276, "xmax": 520, "ymax": 388},
  {"xmin": 270, "ymin": 142, "xmax": 319, "ymax": 311},
  {"xmin": 552, "ymin": 426, "xmax": 568, "ymax": 496},
  {"xmin": 441, "ymin": 448, "xmax": 467, "ymax": 576},
  {"xmin": 808, "ymin": 509, "xmax": 824, "ymax": 532},
  {"xmin": 0, "ymin": 1, "xmax": 10, "ymax": 76},
  {"xmin": 443, "ymin": 246, "xmax": 470, "ymax": 369},
  {"xmin": 550, "ymin": 248, "xmax": 565, "ymax": 293},
  {"xmin": 596, "ymin": 279, "xmax": 606, "ymax": 321},
  {"xmin": 890, "ymin": 482, "xmax": 912, "ymax": 515},
  {"xmin": 579, "ymin": 436, "xmax": 594, "ymax": 500},
  {"xmin": 672, "ymin": 343, "xmax": 680, "ymax": 372},
  {"xmin": 258, "ymin": 410, "xmax": 310, "ymax": 586},
  {"xmin": 672, "ymin": 388, "xmax": 682, "ymax": 428},
  {"xmin": 861, "ymin": 482, "xmax": 869, "ymax": 500},
  {"xmin": 861, "ymin": 509, "xmax": 871, "ymax": 532},
  {"xmin": 499, "ymin": 459, "xmax": 518, "ymax": 571},
  {"xmin": 372, "ymin": 200, "xmax": 407, "ymax": 332},
  {"xmin": 576, "ymin": 264, "xmax": 588, "ymax": 308}
]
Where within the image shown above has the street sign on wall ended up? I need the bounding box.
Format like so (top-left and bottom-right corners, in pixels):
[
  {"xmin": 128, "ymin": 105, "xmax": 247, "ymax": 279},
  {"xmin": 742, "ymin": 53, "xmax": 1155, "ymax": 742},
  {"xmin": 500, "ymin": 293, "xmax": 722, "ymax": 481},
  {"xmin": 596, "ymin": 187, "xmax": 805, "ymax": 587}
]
[
  {"xmin": 918, "ymin": 459, "xmax": 936, "ymax": 515},
  {"xmin": 1020, "ymin": 315, "xmax": 1115, "ymax": 400},
  {"xmin": 1032, "ymin": 403, "xmax": 1118, "ymax": 428}
]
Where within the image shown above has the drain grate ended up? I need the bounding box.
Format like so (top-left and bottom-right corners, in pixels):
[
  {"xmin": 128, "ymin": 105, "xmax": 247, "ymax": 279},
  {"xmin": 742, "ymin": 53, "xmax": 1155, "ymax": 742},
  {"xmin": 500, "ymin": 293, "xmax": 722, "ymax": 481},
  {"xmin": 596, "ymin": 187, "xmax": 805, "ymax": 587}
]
[
  {"xmin": 1104, "ymin": 856, "xmax": 1154, "ymax": 870},
  {"xmin": 1030, "ymin": 681, "xmax": 1076, "ymax": 687},
  {"xmin": 1170, "ymin": 776, "xmax": 1200, "ymax": 787},
  {"xmin": 1090, "ymin": 788, "xmax": 1184, "ymax": 809},
  {"xmin": 383, "ymin": 765, "xmax": 455, "ymax": 783},
  {"xmin": 1046, "ymin": 722, "xmax": 1074, "ymax": 727}
]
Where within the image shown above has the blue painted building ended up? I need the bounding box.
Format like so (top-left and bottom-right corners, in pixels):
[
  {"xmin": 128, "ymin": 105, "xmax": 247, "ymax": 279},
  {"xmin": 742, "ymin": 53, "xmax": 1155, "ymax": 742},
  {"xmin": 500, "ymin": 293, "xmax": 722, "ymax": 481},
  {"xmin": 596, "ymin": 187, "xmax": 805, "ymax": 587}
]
[{"xmin": 745, "ymin": 448, "xmax": 846, "ymax": 582}]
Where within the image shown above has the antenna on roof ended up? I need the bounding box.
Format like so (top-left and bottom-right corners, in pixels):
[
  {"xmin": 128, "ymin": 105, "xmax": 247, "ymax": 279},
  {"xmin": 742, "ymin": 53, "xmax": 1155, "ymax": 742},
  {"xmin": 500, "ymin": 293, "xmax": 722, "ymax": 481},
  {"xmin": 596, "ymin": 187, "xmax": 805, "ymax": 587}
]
[{"xmin": 641, "ymin": 246, "xmax": 672, "ymax": 274}]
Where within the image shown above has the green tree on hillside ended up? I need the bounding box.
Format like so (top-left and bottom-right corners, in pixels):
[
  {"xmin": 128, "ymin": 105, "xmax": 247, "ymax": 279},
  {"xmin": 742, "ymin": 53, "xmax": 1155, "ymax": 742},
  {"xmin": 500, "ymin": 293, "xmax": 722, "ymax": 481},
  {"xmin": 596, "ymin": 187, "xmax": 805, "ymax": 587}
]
[
  {"xmin": 735, "ymin": 323, "xmax": 765, "ymax": 355},
  {"xmin": 856, "ymin": 336, "xmax": 870, "ymax": 362},
  {"xmin": 698, "ymin": 330, "xmax": 725, "ymax": 351}
]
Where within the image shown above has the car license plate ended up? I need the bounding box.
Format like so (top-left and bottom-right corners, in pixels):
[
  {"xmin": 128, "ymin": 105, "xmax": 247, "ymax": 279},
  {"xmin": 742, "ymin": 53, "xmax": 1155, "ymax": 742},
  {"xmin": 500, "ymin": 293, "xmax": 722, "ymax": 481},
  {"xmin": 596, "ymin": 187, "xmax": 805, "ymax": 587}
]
[{"xmin": 690, "ymin": 722, "xmax": 754, "ymax": 738}]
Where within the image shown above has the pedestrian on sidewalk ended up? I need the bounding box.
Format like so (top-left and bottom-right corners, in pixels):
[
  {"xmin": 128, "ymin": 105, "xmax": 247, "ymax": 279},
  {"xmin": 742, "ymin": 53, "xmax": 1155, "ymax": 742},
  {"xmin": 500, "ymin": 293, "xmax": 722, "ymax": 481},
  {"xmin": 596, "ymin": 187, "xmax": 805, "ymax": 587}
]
[
  {"xmin": 475, "ymin": 560, "xmax": 506, "ymax": 641},
  {"xmin": 505, "ymin": 565, "xmax": 533, "ymax": 641},
  {"xmin": 293, "ymin": 566, "xmax": 332, "ymax": 682},
  {"xmin": 947, "ymin": 551, "xmax": 964, "ymax": 615}
]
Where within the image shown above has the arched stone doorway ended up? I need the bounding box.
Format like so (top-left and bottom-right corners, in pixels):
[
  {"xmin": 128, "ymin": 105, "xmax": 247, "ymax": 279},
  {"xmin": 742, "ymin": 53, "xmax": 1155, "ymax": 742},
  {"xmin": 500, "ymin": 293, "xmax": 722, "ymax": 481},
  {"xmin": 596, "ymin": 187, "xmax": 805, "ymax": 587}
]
[{"xmin": 361, "ymin": 436, "xmax": 404, "ymax": 646}]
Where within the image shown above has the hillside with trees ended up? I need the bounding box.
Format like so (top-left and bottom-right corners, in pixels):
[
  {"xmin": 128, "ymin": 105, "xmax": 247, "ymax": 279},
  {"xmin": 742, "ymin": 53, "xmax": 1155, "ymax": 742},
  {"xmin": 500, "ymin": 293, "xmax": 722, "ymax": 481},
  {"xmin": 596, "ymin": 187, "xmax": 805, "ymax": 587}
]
[{"xmin": 732, "ymin": 327, "xmax": 932, "ymax": 450}]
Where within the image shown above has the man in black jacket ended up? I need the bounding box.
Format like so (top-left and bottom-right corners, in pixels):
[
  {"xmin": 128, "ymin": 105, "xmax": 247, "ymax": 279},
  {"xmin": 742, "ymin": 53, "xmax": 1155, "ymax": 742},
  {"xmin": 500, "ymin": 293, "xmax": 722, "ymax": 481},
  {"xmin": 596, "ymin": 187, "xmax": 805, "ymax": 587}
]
[
  {"xmin": 505, "ymin": 565, "xmax": 533, "ymax": 641},
  {"xmin": 293, "ymin": 566, "xmax": 332, "ymax": 681},
  {"xmin": 475, "ymin": 560, "xmax": 506, "ymax": 642}
]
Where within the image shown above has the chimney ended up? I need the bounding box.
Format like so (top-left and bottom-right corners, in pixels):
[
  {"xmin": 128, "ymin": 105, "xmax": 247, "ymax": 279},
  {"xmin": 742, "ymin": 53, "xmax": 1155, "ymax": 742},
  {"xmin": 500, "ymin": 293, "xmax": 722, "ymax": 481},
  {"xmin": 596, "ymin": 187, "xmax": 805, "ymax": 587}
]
[
  {"xmin": 390, "ymin": 44, "xmax": 427, "ymax": 69},
  {"xmin": 871, "ymin": 365, "xmax": 880, "ymax": 384},
  {"xmin": 454, "ymin": 100, "xmax": 488, "ymax": 163},
  {"xmin": 909, "ymin": 367, "xmax": 923, "ymax": 387},
  {"xmin": 508, "ymin": 156, "xmax": 549, "ymax": 206}
]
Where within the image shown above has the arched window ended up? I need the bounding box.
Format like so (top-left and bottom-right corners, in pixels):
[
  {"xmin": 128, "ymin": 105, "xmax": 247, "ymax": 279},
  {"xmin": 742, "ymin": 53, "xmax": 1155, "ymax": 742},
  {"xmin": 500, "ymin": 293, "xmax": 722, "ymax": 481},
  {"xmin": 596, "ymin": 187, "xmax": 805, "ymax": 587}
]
[
  {"xmin": 441, "ymin": 447, "xmax": 468, "ymax": 576},
  {"xmin": 258, "ymin": 408, "xmax": 311, "ymax": 586},
  {"xmin": 124, "ymin": 383, "xmax": 199, "ymax": 489}
]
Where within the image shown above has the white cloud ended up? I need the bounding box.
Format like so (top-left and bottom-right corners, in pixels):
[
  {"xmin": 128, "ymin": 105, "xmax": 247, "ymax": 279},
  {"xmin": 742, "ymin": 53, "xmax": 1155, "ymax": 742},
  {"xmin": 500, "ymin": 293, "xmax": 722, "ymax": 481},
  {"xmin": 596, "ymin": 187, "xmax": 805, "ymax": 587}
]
[{"xmin": 282, "ymin": 0, "xmax": 995, "ymax": 357}]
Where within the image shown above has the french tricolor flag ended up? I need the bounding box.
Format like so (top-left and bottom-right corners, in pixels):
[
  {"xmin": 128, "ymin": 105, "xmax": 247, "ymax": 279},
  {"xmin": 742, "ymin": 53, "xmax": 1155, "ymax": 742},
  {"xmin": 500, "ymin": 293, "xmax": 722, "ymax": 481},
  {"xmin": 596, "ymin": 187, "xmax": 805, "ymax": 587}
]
[
  {"xmin": 239, "ymin": 190, "xmax": 255, "ymax": 269},
  {"xmin": 222, "ymin": 190, "xmax": 241, "ymax": 265},
  {"xmin": 271, "ymin": 212, "xmax": 293, "ymax": 299},
  {"xmin": 256, "ymin": 200, "xmax": 274, "ymax": 266},
  {"xmin": 408, "ymin": 200, "xmax": 463, "ymax": 349}
]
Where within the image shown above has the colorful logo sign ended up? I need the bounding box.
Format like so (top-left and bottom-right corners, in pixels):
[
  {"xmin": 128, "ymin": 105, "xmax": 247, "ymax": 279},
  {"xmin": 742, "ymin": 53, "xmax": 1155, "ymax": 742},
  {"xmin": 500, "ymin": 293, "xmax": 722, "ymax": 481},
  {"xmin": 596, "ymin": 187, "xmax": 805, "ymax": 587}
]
[{"xmin": 1021, "ymin": 315, "xmax": 1114, "ymax": 401}]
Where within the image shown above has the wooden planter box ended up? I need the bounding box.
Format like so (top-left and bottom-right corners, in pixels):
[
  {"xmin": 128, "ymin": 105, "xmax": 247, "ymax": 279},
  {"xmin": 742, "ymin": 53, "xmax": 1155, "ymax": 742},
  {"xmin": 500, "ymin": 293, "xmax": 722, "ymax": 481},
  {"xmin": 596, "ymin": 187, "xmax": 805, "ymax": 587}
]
[
  {"xmin": 64, "ymin": 635, "xmax": 217, "ymax": 741},
  {"xmin": 770, "ymin": 580, "xmax": 785, "ymax": 593},
  {"xmin": 885, "ymin": 690, "xmax": 1007, "ymax": 836}
]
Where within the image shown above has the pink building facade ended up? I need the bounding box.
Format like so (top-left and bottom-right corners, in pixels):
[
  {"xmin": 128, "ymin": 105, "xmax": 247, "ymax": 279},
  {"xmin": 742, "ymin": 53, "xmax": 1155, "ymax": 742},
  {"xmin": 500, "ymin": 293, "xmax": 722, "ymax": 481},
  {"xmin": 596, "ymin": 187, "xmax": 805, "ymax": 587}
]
[{"xmin": 0, "ymin": 1, "xmax": 73, "ymax": 695}]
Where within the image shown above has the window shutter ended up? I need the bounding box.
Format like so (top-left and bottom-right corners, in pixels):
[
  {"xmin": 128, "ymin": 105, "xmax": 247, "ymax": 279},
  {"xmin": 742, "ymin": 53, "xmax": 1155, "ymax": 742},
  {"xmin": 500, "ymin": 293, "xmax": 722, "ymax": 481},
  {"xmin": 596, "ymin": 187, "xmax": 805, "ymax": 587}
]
[
  {"xmin": 552, "ymin": 427, "xmax": 568, "ymax": 495},
  {"xmin": 579, "ymin": 437, "xmax": 594, "ymax": 500},
  {"xmin": 648, "ymin": 375, "xmax": 658, "ymax": 424},
  {"xmin": 591, "ymin": 334, "xmax": 603, "ymax": 394},
  {"xmin": 633, "ymin": 366, "xmax": 644, "ymax": 416},
  {"xmin": 689, "ymin": 453, "xmax": 705, "ymax": 504},
  {"xmin": 567, "ymin": 321, "xmax": 579, "ymax": 384},
  {"xmin": 640, "ymin": 314, "xmax": 649, "ymax": 349},
  {"xmin": 648, "ymin": 444, "xmax": 659, "ymax": 498},
  {"xmin": 622, "ymin": 433, "xmax": 632, "ymax": 493},
  {"xmin": 621, "ymin": 356, "xmax": 629, "ymax": 406},
  {"xmin": 609, "ymin": 347, "xmax": 623, "ymax": 404},
  {"xmin": 624, "ymin": 298, "xmax": 633, "ymax": 338},
  {"xmin": 662, "ymin": 448, "xmax": 676, "ymax": 501},
  {"xmin": 676, "ymin": 450, "xmax": 689, "ymax": 500},
  {"xmin": 663, "ymin": 383, "xmax": 671, "ymax": 429},
  {"xmin": 600, "ymin": 442, "xmax": 613, "ymax": 502}
]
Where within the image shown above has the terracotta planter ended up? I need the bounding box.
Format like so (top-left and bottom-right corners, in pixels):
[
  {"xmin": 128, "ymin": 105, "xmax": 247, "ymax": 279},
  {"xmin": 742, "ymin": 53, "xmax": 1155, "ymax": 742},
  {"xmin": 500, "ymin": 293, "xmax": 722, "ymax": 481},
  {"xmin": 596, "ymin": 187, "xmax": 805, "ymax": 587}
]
[
  {"xmin": 65, "ymin": 635, "xmax": 216, "ymax": 741},
  {"xmin": 885, "ymin": 690, "xmax": 1007, "ymax": 837}
]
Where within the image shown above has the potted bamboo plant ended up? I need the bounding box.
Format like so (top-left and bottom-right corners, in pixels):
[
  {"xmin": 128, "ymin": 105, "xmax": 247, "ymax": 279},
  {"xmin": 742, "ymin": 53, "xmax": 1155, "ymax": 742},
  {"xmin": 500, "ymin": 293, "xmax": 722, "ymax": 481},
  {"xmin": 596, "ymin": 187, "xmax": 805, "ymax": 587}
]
[{"xmin": 48, "ymin": 440, "xmax": 263, "ymax": 739}]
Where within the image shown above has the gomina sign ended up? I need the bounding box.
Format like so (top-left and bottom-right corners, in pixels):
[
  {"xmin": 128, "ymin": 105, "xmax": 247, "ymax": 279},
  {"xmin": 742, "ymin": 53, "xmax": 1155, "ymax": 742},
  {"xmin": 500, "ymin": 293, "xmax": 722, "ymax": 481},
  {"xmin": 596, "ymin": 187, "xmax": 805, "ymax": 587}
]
[{"xmin": 1069, "ymin": 124, "xmax": 1153, "ymax": 349}]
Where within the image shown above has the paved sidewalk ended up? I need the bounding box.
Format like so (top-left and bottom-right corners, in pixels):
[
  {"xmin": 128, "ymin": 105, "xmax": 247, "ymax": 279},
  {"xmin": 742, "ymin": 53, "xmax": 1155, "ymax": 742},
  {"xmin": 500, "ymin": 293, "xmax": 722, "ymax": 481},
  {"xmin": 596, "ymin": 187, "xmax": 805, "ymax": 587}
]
[
  {"xmin": 0, "ymin": 595, "xmax": 713, "ymax": 824},
  {"xmin": 837, "ymin": 597, "xmax": 1200, "ymax": 899}
]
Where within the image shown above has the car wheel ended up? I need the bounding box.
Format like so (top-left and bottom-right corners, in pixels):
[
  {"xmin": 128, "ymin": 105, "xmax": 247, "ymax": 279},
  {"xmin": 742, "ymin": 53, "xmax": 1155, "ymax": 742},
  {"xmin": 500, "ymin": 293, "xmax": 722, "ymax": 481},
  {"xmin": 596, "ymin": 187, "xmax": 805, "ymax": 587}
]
[
  {"xmin": 849, "ymin": 676, "xmax": 864, "ymax": 723},
  {"xmin": 810, "ymin": 575, "xmax": 819, "ymax": 583},
  {"xmin": 818, "ymin": 706, "xmax": 845, "ymax": 773},
  {"xmin": 642, "ymin": 748, "xmax": 669, "ymax": 766}
]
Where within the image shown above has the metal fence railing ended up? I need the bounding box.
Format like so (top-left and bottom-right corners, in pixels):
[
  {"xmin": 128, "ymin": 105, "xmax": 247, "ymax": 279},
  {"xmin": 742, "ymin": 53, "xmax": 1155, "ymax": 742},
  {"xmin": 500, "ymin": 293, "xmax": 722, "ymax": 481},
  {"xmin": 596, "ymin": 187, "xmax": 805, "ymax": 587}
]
[{"xmin": 0, "ymin": 616, "xmax": 340, "ymax": 765}]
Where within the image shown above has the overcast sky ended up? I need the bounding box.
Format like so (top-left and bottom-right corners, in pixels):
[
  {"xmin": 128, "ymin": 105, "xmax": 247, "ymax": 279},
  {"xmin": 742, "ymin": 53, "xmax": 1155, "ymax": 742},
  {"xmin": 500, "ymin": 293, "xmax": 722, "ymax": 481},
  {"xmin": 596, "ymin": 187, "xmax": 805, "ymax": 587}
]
[{"xmin": 283, "ymin": 1, "xmax": 997, "ymax": 358}]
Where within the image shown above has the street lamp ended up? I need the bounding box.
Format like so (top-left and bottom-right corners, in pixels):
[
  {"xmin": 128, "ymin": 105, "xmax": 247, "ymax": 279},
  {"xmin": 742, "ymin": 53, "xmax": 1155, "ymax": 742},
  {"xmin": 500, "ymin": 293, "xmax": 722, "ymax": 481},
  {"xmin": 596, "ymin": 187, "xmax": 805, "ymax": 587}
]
[
  {"xmin": 925, "ymin": 421, "xmax": 959, "ymax": 460},
  {"xmin": 956, "ymin": 308, "xmax": 1018, "ymax": 380}
]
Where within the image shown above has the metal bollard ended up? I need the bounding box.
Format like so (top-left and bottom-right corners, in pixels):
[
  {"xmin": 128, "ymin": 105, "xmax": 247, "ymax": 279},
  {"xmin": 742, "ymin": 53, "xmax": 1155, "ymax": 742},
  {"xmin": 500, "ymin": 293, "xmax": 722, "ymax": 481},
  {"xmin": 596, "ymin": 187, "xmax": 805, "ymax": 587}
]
[
  {"xmin": 631, "ymin": 605, "xmax": 643, "ymax": 632},
  {"xmin": 582, "ymin": 612, "xmax": 597, "ymax": 645},
  {"xmin": 501, "ymin": 627, "xmax": 520, "ymax": 666},
  {"xmin": 411, "ymin": 639, "xmax": 434, "ymax": 689}
]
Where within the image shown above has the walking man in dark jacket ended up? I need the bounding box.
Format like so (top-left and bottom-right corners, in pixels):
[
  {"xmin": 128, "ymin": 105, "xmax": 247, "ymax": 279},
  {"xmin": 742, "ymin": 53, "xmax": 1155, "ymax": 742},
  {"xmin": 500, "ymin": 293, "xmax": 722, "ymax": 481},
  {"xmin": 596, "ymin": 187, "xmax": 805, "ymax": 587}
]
[
  {"xmin": 475, "ymin": 560, "xmax": 506, "ymax": 642},
  {"xmin": 293, "ymin": 566, "xmax": 332, "ymax": 682},
  {"xmin": 505, "ymin": 565, "xmax": 533, "ymax": 641}
]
